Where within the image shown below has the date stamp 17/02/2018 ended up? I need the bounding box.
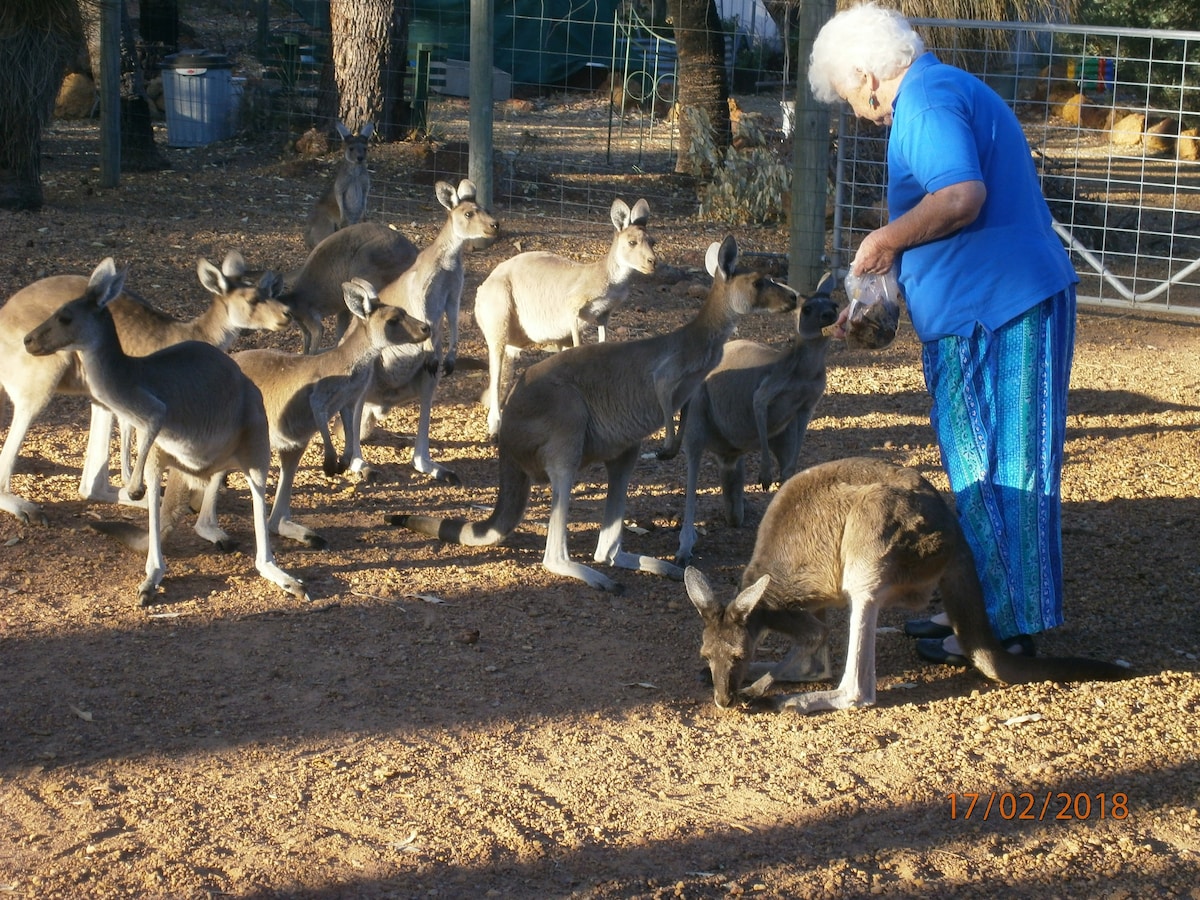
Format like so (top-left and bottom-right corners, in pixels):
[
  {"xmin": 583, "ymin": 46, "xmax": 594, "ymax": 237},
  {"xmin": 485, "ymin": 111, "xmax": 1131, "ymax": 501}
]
[{"xmin": 948, "ymin": 792, "xmax": 1129, "ymax": 821}]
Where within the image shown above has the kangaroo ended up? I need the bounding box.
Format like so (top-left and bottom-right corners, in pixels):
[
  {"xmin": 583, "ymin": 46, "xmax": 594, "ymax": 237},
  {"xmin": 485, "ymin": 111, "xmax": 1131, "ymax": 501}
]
[
  {"xmin": 389, "ymin": 235, "xmax": 797, "ymax": 593},
  {"xmin": 685, "ymin": 456, "xmax": 1129, "ymax": 714},
  {"xmin": 22, "ymin": 258, "xmax": 306, "ymax": 606},
  {"xmin": 304, "ymin": 121, "xmax": 373, "ymax": 250},
  {"xmin": 669, "ymin": 276, "xmax": 839, "ymax": 567},
  {"xmin": 349, "ymin": 178, "xmax": 500, "ymax": 484},
  {"xmin": 282, "ymin": 221, "xmax": 419, "ymax": 354},
  {"xmin": 474, "ymin": 197, "xmax": 656, "ymax": 438},
  {"xmin": 224, "ymin": 279, "xmax": 430, "ymax": 549},
  {"xmin": 0, "ymin": 252, "xmax": 290, "ymax": 525}
]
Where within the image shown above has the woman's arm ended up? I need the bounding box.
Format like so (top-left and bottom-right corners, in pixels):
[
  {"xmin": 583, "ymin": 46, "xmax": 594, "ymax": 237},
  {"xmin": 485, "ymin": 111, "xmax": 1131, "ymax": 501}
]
[{"xmin": 852, "ymin": 180, "xmax": 986, "ymax": 275}]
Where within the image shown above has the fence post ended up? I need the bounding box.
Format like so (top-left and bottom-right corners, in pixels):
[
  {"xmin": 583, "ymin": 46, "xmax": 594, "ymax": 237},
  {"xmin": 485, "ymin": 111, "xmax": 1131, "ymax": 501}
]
[
  {"xmin": 99, "ymin": 0, "xmax": 121, "ymax": 188},
  {"xmin": 469, "ymin": 0, "xmax": 494, "ymax": 208},
  {"xmin": 787, "ymin": 0, "xmax": 834, "ymax": 290}
]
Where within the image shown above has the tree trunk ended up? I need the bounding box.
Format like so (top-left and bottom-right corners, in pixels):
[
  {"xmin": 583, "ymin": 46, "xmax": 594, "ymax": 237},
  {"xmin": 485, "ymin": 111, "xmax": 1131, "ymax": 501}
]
[
  {"xmin": 0, "ymin": 0, "xmax": 83, "ymax": 210},
  {"xmin": 328, "ymin": 0, "xmax": 393, "ymax": 131},
  {"xmin": 671, "ymin": 0, "xmax": 729, "ymax": 175}
]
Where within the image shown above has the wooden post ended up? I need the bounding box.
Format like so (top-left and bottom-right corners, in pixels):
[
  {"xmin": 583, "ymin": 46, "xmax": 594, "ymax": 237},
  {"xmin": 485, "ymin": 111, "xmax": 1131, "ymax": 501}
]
[
  {"xmin": 787, "ymin": 0, "xmax": 835, "ymax": 291},
  {"xmin": 98, "ymin": 0, "xmax": 121, "ymax": 188},
  {"xmin": 468, "ymin": 0, "xmax": 494, "ymax": 209}
]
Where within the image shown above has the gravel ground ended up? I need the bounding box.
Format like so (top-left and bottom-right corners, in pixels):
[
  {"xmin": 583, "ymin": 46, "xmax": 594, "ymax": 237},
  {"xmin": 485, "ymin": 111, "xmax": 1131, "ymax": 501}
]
[{"xmin": 0, "ymin": 107, "xmax": 1199, "ymax": 899}]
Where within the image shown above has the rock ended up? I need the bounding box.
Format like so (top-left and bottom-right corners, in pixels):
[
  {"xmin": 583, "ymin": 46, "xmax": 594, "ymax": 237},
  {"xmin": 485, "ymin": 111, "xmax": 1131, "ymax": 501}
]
[
  {"xmin": 1110, "ymin": 112, "xmax": 1147, "ymax": 147},
  {"xmin": 1178, "ymin": 127, "xmax": 1200, "ymax": 161},
  {"xmin": 55, "ymin": 72, "xmax": 95, "ymax": 120}
]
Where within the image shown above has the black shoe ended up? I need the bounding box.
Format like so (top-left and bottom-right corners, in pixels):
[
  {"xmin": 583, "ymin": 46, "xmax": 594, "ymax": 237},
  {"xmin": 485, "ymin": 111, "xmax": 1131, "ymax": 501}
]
[
  {"xmin": 915, "ymin": 637, "xmax": 970, "ymax": 666},
  {"xmin": 904, "ymin": 617, "xmax": 954, "ymax": 639},
  {"xmin": 916, "ymin": 634, "xmax": 1037, "ymax": 668}
]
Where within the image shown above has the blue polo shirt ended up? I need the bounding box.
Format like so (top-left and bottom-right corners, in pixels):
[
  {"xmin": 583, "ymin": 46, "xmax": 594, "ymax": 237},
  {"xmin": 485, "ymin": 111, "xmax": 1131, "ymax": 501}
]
[{"xmin": 888, "ymin": 53, "xmax": 1078, "ymax": 340}]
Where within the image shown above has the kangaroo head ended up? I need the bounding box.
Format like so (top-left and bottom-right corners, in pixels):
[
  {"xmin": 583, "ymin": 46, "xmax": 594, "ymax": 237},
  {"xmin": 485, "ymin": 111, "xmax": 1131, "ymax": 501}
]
[
  {"xmin": 197, "ymin": 253, "xmax": 292, "ymax": 332},
  {"xmin": 797, "ymin": 279, "xmax": 839, "ymax": 338},
  {"xmin": 610, "ymin": 198, "xmax": 656, "ymax": 275},
  {"xmin": 685, "ymin": 567, "xmax": 771, "ymax": 710},
  {"xmin": 24, "ymin": 257, "xmax": 126, "ymax": 357},
  {"xmin": 335, "ymin": 121, "xmax": 373, "ymax": 165},
  {"xmin": 705, "ymin": 237, "xmax": 798, "ymax": 317},
  {"xmin": 436, "ymin": 179, "xmax": 501, "ymax": 247},
  {"xmin": 343, "ymin": 277, "xmax": 432, "ymax": 349}
]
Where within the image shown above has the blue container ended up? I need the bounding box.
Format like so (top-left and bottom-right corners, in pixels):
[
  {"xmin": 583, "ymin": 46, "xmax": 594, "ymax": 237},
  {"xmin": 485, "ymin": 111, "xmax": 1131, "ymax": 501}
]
[{"xmin": 162, "ymin": 51, "xmax": 233, "ymax": 147}]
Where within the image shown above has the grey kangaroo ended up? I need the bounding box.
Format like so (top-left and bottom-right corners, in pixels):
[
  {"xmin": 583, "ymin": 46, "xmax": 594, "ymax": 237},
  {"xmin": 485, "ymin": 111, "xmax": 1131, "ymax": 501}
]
[
  {"xmin": 668, "ymin": 275, "xmax": 838, "ymax": 567},
  {"xmin": 304, "ymin": 121, "xmax": 373, "ymax": 249},
  {"xmin": 0, "ymin": 252, "xmax": 290, "ymax": 524},
  {"xmin": 22, "ymin": 258, "xmax": 306, "ymax": 605},
  {"xmin": 685, "ymin": 456, "xmax": 1129, "ymax": 714},
  {"xmin": 389, "ymin": 235, "xmax": 797, "ymax": 593}
]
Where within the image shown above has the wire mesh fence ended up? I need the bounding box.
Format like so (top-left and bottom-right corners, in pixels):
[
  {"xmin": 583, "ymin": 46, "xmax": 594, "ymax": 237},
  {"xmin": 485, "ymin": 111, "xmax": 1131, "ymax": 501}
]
[
  {"xmin": 834, "ymin": 18, "xmax": 1200, "ymax": 317},
  {"xmin": 103, "ymin": 6, "xmax": 1200, "ymax": 315}
]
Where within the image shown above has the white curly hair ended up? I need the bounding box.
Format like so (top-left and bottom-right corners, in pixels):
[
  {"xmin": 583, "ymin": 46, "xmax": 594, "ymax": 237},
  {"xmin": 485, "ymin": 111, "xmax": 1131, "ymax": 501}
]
[{"xmin": 808, "ymin": 3, "xmax": 926, "ymax": 104}]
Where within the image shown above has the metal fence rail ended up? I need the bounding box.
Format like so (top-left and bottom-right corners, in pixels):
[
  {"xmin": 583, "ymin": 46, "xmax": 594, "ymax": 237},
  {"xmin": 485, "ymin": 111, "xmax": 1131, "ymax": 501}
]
[{"xmin": 832, "ymin": 18, "xmax": 1200, "ymax": 318}]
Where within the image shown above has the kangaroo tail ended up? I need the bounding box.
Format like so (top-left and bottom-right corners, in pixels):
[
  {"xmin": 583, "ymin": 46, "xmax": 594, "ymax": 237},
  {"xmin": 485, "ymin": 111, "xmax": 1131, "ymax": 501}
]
[
  {"xmin": 87, "ymin": 520, "xmax": 150, "ymax": 553},
  {"xmin": 943, "ymin": 556, "xmax": 1130, "ymax": 685},
  {"xmin": 387, "ymin": 453, "xmax": 531, "ymax": 546},
  {"xmin": 970, "ymin": 648, "xmax": 1129, "ymax": 685}
]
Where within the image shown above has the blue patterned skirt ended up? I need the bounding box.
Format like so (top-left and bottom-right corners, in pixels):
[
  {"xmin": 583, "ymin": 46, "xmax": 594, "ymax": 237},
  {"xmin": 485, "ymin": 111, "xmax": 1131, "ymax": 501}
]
[{"xmin": 921, "ymin": 288, "xmax": 1076, "ymax": 640}]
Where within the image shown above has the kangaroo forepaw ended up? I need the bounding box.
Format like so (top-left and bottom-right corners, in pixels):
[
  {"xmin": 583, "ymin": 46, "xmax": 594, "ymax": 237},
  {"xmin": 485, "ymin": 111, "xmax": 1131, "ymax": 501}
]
[{"xmin": 655, "ymin": 444, "xmax": 681, "ymax": 461}]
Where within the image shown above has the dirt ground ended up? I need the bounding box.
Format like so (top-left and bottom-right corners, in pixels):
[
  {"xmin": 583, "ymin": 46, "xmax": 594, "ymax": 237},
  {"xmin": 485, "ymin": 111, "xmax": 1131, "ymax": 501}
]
[{"xmin": 2, "ymin": 103, "xmax": 1200, "ymax": 899}]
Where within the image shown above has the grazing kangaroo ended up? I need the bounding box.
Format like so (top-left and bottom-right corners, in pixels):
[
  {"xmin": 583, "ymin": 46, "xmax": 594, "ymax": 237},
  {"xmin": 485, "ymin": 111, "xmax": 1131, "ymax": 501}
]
[
  {"xmin": 474, "ymin": 197, "xmax": 656, "ymax": 438},
  {"xmin": 390, "ymin": 235, "xmax": 797, "ymax": 592},
  {"xmin": 23, "ymin": 258, "xmax": 306, "ymax": 605},
  {"xmin": 225, "ymin": 279, "xmax": 430, "ymax": 548},
  {"xmin": 351, "ymin": 178, "xmax": 500, "ymax": 484},
  {"xmin": 282, "ymin": 221, "xmax": 419, "ymax": 354},
  {"xmin": 685, "ymin": 457, "xmax": 1129, "ymax": 714},
  {"xmin": 0, "ymin": 252, "xmax": 290, "ymax": 524},
  {"xmin": 304, "ymin": 121, "xmax": 373, "ymax": 249},
  {"xmin": 669, "ymin": 276, "xmax": 839, "ymax": 567}
]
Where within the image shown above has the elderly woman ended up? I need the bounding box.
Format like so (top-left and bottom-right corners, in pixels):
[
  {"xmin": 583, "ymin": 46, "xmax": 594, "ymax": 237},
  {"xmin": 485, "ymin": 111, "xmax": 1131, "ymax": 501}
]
[{"xmin": 809, "ymin": 3, "xmax": 1080, "ymax": 666}]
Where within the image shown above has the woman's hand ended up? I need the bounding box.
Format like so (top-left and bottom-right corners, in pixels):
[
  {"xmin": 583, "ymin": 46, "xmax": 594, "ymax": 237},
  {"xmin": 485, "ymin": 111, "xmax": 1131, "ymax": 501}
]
[{"xmin": 851, "ymin": 230, "xmax": 898, "ymax": 276}]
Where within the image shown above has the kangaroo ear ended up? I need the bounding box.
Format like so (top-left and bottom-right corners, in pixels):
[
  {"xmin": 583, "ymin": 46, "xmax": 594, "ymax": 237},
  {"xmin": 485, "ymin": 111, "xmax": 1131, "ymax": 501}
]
[
  {"xmin": 88, "ymin": 258, "xmax": 126, "ymax": 308},
  {"xmin": 258, "ymin": 270, "xmax": 284, "ymax": 298},
  {"xmin": 728, "ymin": 573, "xmax": 770, "ymax": 623},
  {"xmin": 628, "ymin": 198, "xmax": 650, "ymax": 227},
  {"xmin": 456, "ymin": 178, "xmax": 477, "ymax": 203},
  {"xmin": 220, "ymin": 250, "xmax": 247, "ymax": 279},
  {"xmin": 335, "ymin": 121, "xmax": 351, "ymax": 139},
  {"xmin": 708, "ymin": 234, "xmax": 738, "ymax": 279},
  {"xmin": 684, "ymin": 566, "xmax": 723, "ymax": 620},
  {"xmin": 609, "ymin": 198, "xmax": 631, "ymax": 231},
  {"xmin": 435, "ymin": 180, "xmax": 457, "ymax": 210},
  {"xmin": 197, "ymin": 257, "xmax": 229, "ymax": 296},
  {"xmin": 814, "ymin": 270, "xmax": 836, "ymax": 297},
  {"xmin": 342, "ymin": 278, "xmax": 377, "ymax": 319},
  {"xmin": 359, "ymin": 122, "xmax": 374, "ymax": 139}
]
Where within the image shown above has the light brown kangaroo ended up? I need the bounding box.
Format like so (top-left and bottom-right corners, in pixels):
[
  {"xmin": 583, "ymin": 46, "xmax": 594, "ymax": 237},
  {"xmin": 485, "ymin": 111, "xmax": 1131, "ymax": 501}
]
[
  {"xmin": 350, "ymin": 178, "xmax": 500, "ymax": 484},
  {"xmin": 225, "ymin": 278, "xmax": 430, "ymax": 549},
  {"xmin": 304, "ymin": 121, "xmax": 373, "ymax": 249},
  {"xmin": 667, "ymin": 277, "xmax": 838, "ymax": 567},
  {"xmin": 0, "ymin": 252, "xmax": 290, "ymax": 524},
  {"xmin": 390, "ymin": 235, "xmax": 797, "ymax": 593},
  {"xmin": 22, "ymin": 258, "xmax": 306, "ymax": 606},
  {"xmin": 685, "ymin": 456, "xmax": 1129, "ymax": 714},
  {"xmin": 474, "ymin": 197, "xmax": 656, "ymax": 438}
]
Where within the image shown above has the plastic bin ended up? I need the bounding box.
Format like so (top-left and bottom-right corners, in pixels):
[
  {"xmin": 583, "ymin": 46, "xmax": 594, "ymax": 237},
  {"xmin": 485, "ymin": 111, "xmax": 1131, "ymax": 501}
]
[{"xmin": 161, "ymin": 50, "xmax": 233, "ymax": 147}]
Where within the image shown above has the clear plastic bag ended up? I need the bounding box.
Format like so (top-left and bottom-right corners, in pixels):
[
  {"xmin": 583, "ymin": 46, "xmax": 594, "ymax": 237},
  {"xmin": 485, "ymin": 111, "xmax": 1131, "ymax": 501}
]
[{"xmin": 842, "ymin": 269, "xmax": 902, "ymax": 350}]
